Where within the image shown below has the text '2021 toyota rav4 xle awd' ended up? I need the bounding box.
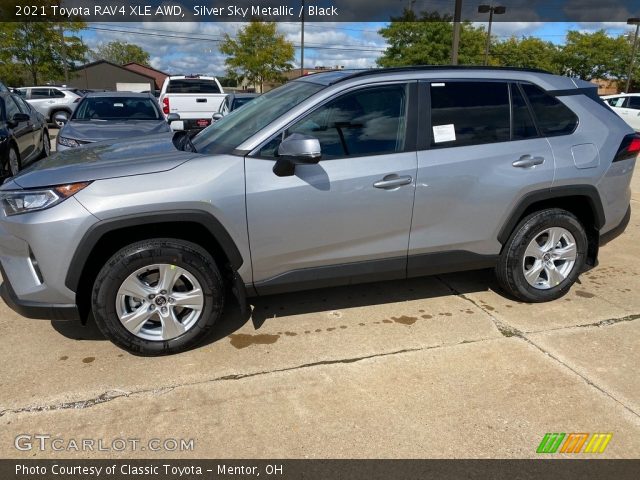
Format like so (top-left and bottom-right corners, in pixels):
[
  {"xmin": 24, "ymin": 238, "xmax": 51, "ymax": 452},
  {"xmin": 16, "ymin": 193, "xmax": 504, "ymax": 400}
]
[{"xmin": 0, "ymin": 67, "xmax": 635, "ymax": 354}]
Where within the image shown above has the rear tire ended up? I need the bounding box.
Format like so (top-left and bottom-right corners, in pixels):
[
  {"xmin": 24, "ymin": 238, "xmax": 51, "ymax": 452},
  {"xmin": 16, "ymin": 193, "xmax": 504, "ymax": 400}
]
[
  {"xmin": 496, "ymin": 208, "xmax": 587, "ymax": 302},
  {"xmin": 5, "ymin": 145, "xmax": 21, "ymax": 176},
  {"xmin": 92, "ymin": 238, "xmax": 224, "ymax": 355},
  {"xmin": 39, "ymin": 130, "xmax": 50, "ymax": 159}
]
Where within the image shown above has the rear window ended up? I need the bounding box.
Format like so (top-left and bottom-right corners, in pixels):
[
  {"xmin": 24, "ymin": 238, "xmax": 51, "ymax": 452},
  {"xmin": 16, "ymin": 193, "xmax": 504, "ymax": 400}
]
[
  {"xmin": 73, "ymin": 96, "xmax": 161, "ymax": 120},
  {"xmin": 430, "ymin": 81, "xmax": 510, "ymax": 148},
  {"xmin": 521, "ymin": 84, "xmax": 578, "ymax": 137},
  {"xmin": 166, "ymin": 79, "xmax": 221, "ymax": 94}
]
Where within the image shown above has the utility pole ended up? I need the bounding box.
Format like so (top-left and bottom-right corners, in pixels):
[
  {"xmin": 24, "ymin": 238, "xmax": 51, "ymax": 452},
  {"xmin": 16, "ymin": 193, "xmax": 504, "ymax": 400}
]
[
  {"xmin": 58, "ymin": 24, "xmax": 69, "ymax": 84},
  {"xmin": 300, "ymin": 0, "xmax": 305, "ymax": 77},
  {"xmin": 626, "ymin": 18, "xmax": 640, "ymax": 93},
  {"xmin": 451, "ymin": 0, "xmax": 463, "ymax": 65}
]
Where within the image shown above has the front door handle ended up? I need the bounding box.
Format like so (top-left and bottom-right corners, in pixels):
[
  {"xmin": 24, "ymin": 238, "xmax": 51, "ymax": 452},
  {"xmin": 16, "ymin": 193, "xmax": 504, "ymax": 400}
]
[
  {"xmin": 373, "ymin": 174, "xmax": 412, "ymax": 189},
  {"xmin": 512, "ymin": 155, "xmax": 544, "ymax": 168}
]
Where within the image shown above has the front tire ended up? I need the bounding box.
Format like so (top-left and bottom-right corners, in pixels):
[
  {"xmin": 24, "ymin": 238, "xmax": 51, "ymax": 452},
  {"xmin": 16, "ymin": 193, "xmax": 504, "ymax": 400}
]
[
  {"xmin": 92, "ymin": 238, "xmax": 224, "ymax": 355},
  {"xmin": 496, "ymin": 208, "xmax": 587, "ymax": 302},
  {"xmin": 52, "ymin": 110, "xmax": 69, "ymax": 127}
]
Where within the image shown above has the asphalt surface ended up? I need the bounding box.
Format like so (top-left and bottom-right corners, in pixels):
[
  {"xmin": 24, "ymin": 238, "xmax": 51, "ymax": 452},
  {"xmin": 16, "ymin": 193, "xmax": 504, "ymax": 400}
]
[{"xmin": 0, "ymin": 134, "xmax": 638, "ymax": 458}]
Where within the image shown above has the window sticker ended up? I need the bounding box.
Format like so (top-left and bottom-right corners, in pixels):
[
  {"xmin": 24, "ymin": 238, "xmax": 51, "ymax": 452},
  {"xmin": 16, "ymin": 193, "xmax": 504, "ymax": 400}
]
[
  {"xmin": 114, "ymin": 103, "xmax": 124, "ymax": 107},
  {"xmin": 432, "ymin": 124, "xmax": 456, "ymax": 143},
  {"xmin": 432, "ymin": 83, "xmax": 446, "ymax": 87}
]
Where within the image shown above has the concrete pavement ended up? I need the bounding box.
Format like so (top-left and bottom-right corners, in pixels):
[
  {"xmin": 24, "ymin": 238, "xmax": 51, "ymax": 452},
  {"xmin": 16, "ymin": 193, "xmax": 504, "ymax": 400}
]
[{"xmin": 0, "ymin": 148, "xmax": 638, "ymax": 459}]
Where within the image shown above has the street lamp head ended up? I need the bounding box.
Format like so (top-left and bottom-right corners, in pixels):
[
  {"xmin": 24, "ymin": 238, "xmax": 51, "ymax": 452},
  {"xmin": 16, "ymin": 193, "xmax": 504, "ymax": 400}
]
[
  {"xmin": 494, "ymin": 6, "xmax": 507, "ymax": 15},
  {"xmin": 478, "ymin": 5, "xmax": 491, "ymax": 13},
  {"xmin": 627, "ymin": 17, "xmax": 640, "ymax": 25}
]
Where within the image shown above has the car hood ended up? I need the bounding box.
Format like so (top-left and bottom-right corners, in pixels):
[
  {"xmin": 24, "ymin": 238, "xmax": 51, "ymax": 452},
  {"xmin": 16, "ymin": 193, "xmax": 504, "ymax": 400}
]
[
  {"xmin": 60, "ymin": 119, "xmax": 171, "ymax": 142},
  {"xmin": 10, "ymin": 133, "xmax": 198, "ymax": 189}
]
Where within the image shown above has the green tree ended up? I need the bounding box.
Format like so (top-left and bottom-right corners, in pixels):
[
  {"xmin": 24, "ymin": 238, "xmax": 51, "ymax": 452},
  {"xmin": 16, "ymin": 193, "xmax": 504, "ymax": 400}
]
[
  {"xmin": 91, "ymin": 41, "xmax": 151, "ymax": 66},
  {"xmin": 490, "ymin": 37, "xmax": 561, "ymax": 73},
  {"xmin": 557, "ymin": 30, "xmax": 629, "ymax": 80},
  {"xmin": 377, "ymin": 9, "xmax": 486, "ymax": 67},
  {"xmin": 0, "ymin": 21, "xmax": 87, "ymax": 85},
  {"xmin": 220, "ymin": 20, "xmax": 294, "ymax": 92}
]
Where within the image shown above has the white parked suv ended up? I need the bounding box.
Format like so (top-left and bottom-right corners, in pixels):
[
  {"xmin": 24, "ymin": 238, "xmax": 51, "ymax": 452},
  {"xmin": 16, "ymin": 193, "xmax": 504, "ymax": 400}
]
[
  {"xmin": 159, "ymin": 75, "xmax": 226, "ymax": 132},
  {"xmin": 602, "ymin": 93, "xmax": 640, "ymax": 131},
  {"xmin": 16, "ymin": 86, "xmax": 82, "ymax": 127}
]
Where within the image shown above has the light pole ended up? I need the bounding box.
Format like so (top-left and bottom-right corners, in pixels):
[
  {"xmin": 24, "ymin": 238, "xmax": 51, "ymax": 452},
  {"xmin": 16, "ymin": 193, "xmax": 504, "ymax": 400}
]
[
  {"xmin": 478, "ymin": 4, "xmax": 506, "ymax": 65},
  {"xmin": 300, "ymin": 0, "xmax": 305, "ymax": 77},
  {"xmin": 626, "ymin": 18, "xmax": 640, "ymax": 93}
]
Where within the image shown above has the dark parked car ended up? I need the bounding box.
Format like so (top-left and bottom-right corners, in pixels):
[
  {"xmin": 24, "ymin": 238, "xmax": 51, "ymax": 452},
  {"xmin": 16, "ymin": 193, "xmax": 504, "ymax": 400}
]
[
  {"xmin": 213, "ymin": 93, "xmax": 259, "ymax": 121},
  {"xmin": 0, "ymin": 92, "xmax": 49, "ymax": 177},
  {"xmin": 56, "ymin": 92, "xmax": 171, "ymax": 151}
]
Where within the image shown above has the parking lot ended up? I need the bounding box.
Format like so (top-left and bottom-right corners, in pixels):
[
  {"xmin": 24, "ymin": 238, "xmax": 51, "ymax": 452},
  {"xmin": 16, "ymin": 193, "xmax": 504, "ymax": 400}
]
[{"xmin": 0, "ymin": 133, "xmax": 638, "ymax": 459}]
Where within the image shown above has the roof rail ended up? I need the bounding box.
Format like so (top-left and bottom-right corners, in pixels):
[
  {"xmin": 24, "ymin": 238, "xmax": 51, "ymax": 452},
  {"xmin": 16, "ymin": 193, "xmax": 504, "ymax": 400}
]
[{"xmin": 329, "ymin": 65, "xmax": 552, "ymax": 84}]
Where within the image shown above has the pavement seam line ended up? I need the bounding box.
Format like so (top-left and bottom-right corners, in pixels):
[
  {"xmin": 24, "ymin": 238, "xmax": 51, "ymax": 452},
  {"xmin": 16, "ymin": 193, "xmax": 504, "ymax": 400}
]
[
  {"xmin": 526, "ymin": 313, "xmax": 640, "ymax": 334},
  {"xmin": 0, "ymin": 336, "xmax": 501, "ymax": 418},
  {"xmin": 434, "ymin": 275, "xmax": 523, "ymax": 338},
  {"xmin": 521, "ymin": 334, "xmax": 640, "ymax": 420}
]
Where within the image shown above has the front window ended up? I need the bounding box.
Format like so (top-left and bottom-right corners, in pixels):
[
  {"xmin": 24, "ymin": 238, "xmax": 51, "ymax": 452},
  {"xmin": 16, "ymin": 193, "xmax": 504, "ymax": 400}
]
[
  {"xmin": 72, "ymin": 97, "xmax": 161, "ymax": 121},
  {"xmin": 191, "ymin": 80, "xmax": 325, "ymax": 155}
]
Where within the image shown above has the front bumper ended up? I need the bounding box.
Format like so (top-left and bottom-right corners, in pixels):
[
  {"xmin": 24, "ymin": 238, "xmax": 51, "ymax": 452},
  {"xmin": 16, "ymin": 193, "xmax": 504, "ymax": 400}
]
[
  {"xmin": 0, "ymin": 263, "xmax": 79, "ymax": 320},
  {"xmin": 0, "ymin": 196, "xmax": 97, "ymax": 321}
]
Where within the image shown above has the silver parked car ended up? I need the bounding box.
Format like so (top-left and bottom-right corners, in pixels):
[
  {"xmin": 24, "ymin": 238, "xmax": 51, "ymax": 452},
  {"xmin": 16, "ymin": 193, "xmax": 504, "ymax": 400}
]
[
  {"xmin": 16, "ymin": 86, "xmax": 81, "ymax": 127},
  {"xmin": 0, "ymin": 67, "xmax": 635, "ymax": 355},
  {"xmin": 56, "ymin": 92, "xmax": 171, "ymax": 151}
]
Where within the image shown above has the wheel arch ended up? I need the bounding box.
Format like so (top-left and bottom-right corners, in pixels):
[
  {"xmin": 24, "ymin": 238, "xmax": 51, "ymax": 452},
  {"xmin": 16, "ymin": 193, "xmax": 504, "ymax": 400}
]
[
  {"xmin": 498, "ymin": 185, "xmax": 605, "ymax": 268},
  {"xmin": 65, "ymin": 210, "xmax": 244, "ymax": 320}
]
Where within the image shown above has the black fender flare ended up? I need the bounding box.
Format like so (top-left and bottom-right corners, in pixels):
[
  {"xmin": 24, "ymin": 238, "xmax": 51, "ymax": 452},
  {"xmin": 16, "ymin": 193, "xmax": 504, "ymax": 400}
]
[
  {"xmin": 64, "ymin": 210, "xmax": 244, "ymax": 292},
  {"xmin": 497, "ymin": 185, "xmax": 606, "ymax": 245}
]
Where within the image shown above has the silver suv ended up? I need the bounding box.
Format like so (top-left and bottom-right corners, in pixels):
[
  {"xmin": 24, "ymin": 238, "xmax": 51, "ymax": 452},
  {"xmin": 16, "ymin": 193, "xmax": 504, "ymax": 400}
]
[
  {"xmin": 0, "ymin": 67, "xmax": 635, "ymax": 355},
  {"xmin": 16, "ymin": 86, "xmax": 81, "ymax": 126}
]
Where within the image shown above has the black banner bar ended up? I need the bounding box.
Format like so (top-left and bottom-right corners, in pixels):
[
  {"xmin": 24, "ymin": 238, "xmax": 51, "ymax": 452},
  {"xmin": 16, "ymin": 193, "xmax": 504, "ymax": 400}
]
[
  {"xmin": 2, "ymin": 1, "xmax": 640, "ymax": 23},
  {"xmin": 1, "ymin": 459, "xmax": 639, "ymax": 480}
]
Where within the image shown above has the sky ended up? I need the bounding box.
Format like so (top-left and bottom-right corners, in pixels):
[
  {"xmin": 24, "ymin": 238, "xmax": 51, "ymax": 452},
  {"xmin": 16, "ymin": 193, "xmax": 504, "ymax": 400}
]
[{"xmin": 78, "ymin": 21, "xmax": 635, "ymax": 76}]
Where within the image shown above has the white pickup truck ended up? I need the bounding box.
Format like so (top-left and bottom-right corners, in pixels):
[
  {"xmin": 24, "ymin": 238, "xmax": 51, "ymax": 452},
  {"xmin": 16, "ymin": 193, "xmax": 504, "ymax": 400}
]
[{"xmin": 159, "ymin": 75, "xmax": 226, "ymax": 132}]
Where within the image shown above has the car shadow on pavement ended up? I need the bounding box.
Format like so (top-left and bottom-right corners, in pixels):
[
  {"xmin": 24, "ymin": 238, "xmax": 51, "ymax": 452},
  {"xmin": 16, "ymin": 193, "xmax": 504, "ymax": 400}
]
[{"xmin": 50, "ymin": 269, "xmax": 500, "ymax": 349}]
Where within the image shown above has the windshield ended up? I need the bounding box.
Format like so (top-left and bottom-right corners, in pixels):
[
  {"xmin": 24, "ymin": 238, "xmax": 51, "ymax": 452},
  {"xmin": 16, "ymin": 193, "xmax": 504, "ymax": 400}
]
[
  {"xmin": 232, "ymin": 96, "xmax": 256, "ymax": 110},
  {"xmin": 192, "ymin": 81, "xmax": 325, "ymax": 155},
  {"xmin": 73, "ymin": 96, "xmax": 161, "ymax": 121}
]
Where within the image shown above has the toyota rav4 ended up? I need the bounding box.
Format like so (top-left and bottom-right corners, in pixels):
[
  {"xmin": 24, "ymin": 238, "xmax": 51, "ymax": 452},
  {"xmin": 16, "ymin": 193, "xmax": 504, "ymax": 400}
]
[{"xmin": 0, "ymin": 67, "xmax": 635, "ymax": 355}]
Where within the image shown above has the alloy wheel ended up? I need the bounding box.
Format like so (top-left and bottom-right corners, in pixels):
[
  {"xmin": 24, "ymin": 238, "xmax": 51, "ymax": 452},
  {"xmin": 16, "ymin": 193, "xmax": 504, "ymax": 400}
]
[
  {"xmin": 115, "ymin": 263, "xmax": 205, "ymax": 341},
  {"xmin": 522, "ymin": 227, "xmax": 577, "ymax": 290}
]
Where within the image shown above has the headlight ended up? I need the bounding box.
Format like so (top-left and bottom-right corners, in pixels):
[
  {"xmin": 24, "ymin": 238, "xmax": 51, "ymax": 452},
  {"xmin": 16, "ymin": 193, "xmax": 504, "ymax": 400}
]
[
  {"xmin": 0, "ymin": 182, "xmax": 90, "ymax": 216},
  {"xmin": 57, "ymin": 136, "xmax": 80, "ymax": 148}
]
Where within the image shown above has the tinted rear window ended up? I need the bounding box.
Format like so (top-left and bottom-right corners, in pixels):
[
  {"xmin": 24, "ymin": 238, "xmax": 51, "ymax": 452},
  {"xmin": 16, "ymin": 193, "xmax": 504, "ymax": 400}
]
[
  {"xmin": 166, "ymin": 79, "xmax": 221, "ymax": 94},
  {"xmin": 521, "ymin": 84, "xmax": 578, "ymax": 136},
  {"xmin": 430, "ymin": 81, "xmax": 510, "ymax": 147}
]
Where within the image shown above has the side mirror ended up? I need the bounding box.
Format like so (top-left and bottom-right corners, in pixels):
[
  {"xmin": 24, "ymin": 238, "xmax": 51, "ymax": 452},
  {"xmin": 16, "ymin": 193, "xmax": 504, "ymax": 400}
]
[
  {"xmin": 10, "ymin": 113, "xmax": 30, "ymax": 126},
  {"xmin": 166, "ymin": 113, "xmax": 180, "ymax": 124},
  {"xmin": 273, "ymin": 133, "xmax": 321, "ymax": 177},
  {"xmin": 212, "ymin": 112, "xmax": 224, "ymax": 122},
  {"xmin": 53, "ymin": 113, "xmax": 68, "ymax": 125}
]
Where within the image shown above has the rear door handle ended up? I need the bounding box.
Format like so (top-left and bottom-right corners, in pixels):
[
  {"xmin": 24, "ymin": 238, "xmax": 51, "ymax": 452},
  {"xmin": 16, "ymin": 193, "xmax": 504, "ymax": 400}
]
[
  {"xmin": 512, "ymin": 155, "xmax": 544, "ymax": 168},
  {"xmin": 373, "ymin": 174, "xmax": 412, "ymax": 189},
  {"xmin": 196, "ymin": 98, "xmax": 207, "ymax": 103}
]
